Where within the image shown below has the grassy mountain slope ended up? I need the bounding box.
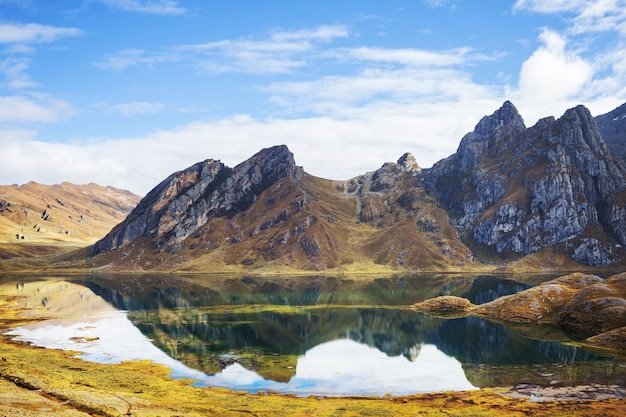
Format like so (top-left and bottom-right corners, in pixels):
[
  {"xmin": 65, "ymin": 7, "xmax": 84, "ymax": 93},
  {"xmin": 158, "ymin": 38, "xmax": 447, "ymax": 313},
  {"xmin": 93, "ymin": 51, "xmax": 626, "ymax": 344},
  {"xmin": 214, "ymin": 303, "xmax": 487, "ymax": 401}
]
[{"xmin": 0, "ymin": 182, "xmax": 140, "ymax": 259}]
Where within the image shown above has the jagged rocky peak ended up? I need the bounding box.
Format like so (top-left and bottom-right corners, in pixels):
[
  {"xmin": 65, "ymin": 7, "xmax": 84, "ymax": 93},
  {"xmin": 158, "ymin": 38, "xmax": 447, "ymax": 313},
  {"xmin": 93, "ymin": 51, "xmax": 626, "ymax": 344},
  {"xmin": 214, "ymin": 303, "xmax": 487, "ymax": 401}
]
[
  {"xmin": 557, "ymin": 105, "xmax": 610, "ymax": 153},
  {"xmin": 426, "ymin": 102, "xmax": 626, "ymax": 267},
  {"xmin": 397, "ymin": 152, "xmax": 421, "ymax": 172},
  {"xmin": 92, "ymin": 145, "xmax": 302, "ymax": 254},
  {"xmin": 445, "ymin": 101, "xmax": 530, "ymax": 175},
  {"xmin": 474, "ymin": 100, "xmax": 526, "ymax": 136},
  {"xmin": 342, "ymin": 152, "xmax": 422, "ymax": 196}
]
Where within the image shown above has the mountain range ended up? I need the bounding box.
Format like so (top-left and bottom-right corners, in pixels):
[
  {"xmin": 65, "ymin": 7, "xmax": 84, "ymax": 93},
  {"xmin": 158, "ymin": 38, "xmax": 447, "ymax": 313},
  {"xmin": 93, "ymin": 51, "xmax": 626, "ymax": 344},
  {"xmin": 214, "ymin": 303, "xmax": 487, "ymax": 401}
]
[{"xmin": 82, "ymin": 101, "xmax": 626, "ymax": 273}]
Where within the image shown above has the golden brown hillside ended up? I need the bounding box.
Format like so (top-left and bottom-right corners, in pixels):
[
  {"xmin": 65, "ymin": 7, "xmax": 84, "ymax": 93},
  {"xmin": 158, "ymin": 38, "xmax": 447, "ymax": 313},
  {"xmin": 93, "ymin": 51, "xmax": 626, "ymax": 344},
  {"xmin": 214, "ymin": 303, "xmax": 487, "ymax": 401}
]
[
  {"xmin": 0, "ymin": 182, "xmax": 140, "ymax": 258},
  {"xmin": 85, "ymin": 146, "xmax": 477, "ymax": 274}
]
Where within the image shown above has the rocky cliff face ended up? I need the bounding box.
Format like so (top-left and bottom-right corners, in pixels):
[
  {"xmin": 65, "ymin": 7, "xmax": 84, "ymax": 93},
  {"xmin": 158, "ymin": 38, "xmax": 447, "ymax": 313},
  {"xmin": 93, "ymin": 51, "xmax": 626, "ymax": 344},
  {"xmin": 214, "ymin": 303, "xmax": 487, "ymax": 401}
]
[
  {"xmin": 92, "ymin": 145, "xmax": 303, "ymax": 255},
  {"xmin": 426, "ymin": 101, "xmax": 626, "ymax": 266},
  {"xmin": 595, "ymin": 102, "xmax": 626, "ymax": 166}
]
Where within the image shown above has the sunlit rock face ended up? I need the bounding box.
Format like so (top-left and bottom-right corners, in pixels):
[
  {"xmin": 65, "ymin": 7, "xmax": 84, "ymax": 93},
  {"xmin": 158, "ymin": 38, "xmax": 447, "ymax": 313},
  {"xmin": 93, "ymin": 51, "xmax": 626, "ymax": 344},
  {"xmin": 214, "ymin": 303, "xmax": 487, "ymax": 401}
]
[
  {"xmin": 471, "ymin": 274, "xmax": 599, "ymax": 324},
  {"xmin": 425, "ymin": 101, "xmax": 626, "ymax": 266},
  {"xmin": 91, "ymin": 145, "xmax": 303, "ymax": 255}
]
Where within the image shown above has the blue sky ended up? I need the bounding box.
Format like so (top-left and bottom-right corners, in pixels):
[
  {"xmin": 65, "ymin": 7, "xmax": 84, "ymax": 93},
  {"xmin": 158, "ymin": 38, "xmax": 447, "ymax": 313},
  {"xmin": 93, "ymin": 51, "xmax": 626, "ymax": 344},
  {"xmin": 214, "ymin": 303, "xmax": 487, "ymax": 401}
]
[{"xmin": 1, "ymin": 0, "xmax": 626, "ymax": 194}]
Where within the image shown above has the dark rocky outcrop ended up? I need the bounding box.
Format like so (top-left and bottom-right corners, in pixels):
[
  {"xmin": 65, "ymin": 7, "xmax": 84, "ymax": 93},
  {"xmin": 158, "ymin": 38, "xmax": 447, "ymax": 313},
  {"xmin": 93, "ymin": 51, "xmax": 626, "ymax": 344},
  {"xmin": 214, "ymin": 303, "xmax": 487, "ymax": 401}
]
[
  {"xmin": 425, "ymin": 101, "xmax": 626, "ymax": 266},
  {"xmin": 596, "ymin": 102, "xmax": 626, "ymax": 166}
]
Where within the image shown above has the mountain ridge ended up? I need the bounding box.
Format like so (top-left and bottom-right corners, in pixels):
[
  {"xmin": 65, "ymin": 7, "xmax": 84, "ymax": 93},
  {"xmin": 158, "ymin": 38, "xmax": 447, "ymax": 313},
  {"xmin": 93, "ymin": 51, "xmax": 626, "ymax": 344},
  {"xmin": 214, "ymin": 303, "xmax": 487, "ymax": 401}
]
[
  {"xmin": 4, "ymin": 100, "xmax": 626, "ymax": 273},
  {"xmin": 84, "ymin": 100, "xmax": 626, "ymax": 272}
]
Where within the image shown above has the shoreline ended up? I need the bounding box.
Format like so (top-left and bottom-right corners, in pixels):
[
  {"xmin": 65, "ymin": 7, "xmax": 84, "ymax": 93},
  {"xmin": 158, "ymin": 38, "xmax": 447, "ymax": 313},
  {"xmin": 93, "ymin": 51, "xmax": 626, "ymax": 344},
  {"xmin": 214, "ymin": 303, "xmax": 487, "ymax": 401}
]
[{"xmin": 1, "ymin": 280, "xmax": 626, "ymax": 416}]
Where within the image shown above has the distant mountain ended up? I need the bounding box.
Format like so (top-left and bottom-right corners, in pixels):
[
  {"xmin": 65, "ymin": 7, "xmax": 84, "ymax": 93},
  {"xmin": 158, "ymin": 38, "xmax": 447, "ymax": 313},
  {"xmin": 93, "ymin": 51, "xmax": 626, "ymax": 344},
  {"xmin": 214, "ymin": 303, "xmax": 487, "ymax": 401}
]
[
  {"xmin": 88, "ymin": 102, "xmax": 626, "ymax": 272},
  {"xmin": 595, "ymin": 102, "xmax": 626, "ymax": 166},
  {"xmin": 0, "ymin": 182, "xmax": 140, "ymax": 258}
]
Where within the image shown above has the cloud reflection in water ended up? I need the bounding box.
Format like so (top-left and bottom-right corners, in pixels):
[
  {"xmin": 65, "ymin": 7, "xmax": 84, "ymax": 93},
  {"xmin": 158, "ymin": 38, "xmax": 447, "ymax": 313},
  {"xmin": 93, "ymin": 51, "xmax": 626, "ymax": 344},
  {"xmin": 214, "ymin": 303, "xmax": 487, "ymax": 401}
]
[
  {"xmin": 203, "ymin": 339, "xmax": 477, "ymax": 396},
  {"xmin": 7, "ymin": 308, "xmax": 476, "ymax": 397}
]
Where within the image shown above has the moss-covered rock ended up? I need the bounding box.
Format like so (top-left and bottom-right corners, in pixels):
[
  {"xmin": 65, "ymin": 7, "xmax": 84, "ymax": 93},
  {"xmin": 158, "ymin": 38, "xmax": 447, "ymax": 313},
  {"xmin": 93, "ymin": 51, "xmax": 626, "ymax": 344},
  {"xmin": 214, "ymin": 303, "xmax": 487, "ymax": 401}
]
[
  {"xmin": 410, "ymin": 295, "xmax": 475, "ymax": 318},
  {"xmin": 558, "ymin": 273, "xmax": 626, "ymax": 337}
]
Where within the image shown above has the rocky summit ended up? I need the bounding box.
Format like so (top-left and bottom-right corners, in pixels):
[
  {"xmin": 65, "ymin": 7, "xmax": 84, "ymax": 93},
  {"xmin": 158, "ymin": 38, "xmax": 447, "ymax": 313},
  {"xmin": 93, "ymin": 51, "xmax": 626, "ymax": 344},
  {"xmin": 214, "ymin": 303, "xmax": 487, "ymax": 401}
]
[
  {"xmin": 91, "ymin": 145, "xmax": 302, "ymax": 256},
  {"xmin": 89, "ymin": 101, "xmax": 626, "ymax": 272},
  {"xmin": 425, "ymin": 101, "xmax": 626, "ymax": 266}
]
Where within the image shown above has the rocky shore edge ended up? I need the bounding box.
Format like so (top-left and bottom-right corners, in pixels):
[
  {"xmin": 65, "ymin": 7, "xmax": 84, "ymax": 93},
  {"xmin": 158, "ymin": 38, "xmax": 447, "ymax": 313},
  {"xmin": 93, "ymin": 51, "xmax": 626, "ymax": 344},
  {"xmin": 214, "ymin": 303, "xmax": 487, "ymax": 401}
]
[{"xmin": 411, "ymin": 272, "xmax": 626, "ymax": 355}]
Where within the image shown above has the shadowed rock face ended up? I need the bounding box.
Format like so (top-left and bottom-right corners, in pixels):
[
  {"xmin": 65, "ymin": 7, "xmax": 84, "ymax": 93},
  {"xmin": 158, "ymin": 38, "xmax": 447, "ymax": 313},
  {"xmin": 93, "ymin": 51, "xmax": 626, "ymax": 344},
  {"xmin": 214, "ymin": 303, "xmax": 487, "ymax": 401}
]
[
  {"xmin": 92, "ymin": 145, "xmax": 302, "ymax": 254},
  {"xmin": 595, "ymin": 102, "xmax": 626, "ymax": 167},
  {"xmin": 425, "ymin": 101, "xmax": 626, "ymax": 266}
]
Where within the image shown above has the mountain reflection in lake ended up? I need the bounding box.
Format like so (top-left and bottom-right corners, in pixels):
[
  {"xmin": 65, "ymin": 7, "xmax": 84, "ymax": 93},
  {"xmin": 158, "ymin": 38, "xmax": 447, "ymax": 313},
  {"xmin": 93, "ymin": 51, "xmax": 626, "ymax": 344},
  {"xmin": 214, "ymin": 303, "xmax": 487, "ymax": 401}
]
[{"xmin": 3, "ymin": 274, "xmax": 626, "ymax": 396}]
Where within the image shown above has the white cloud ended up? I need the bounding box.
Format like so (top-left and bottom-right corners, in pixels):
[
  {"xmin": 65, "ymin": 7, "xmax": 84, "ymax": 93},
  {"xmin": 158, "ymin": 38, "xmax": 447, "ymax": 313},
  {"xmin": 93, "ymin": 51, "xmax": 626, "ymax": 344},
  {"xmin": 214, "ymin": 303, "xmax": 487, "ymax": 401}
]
[
  {"xmin": 423, "ymin": 0, "xmax": 460, "ymax": 10},
  {"xmin": 98, "ymin": 25, "xmax": 349, "ymax": 75},
  {"xmin": 0, "ymin": 23, "xmax": 82, "ymax": 91},
  {"xmin": 3, "ymin": 8, "xmax": 626, "ymax": 198},
  {"xmin": 100, "ymin": 0, "xmax": 187, "ymax": 15},
  {"xmin": 513, "ymin": 0, "xmax": 587, "ymax": 14},
  {"xmin": 262, "ymin": 65, "xmax": 496, "ymax": 119},
  {"xmin": 517, "ymin": 30, "xmax": 593, "ymax": 99},
  {"xmin": 0, "ymin": 23, "xmax": 82, "ymax": 44},
  {"xmin": 514, "ymin": 0, "xmax": 626, "ymax": 35},
  {"xmin": 507, "ymin": 0, "xmax": 626, "ymax": 122},
  {"xmin": 0, "ymin": 55, "xmax": 38, "ymax": 88},
  {"xmin": 0, "ymin": 77, "xmax": 502, "ymax": 195},
  {"xmin": 270, "ymin": 25, "xmax": 349, "ymax": 42},
  {"xmin": 507, "ymin": 30, "xmax": 598, "ymax": 124},
  {"xmin": 188, "ymin": 40, "xmax": 308, "ymax": 75},
  {"xmin": 181, "ymin": 25, "xmax": 348, "ymax": 75},
  {"xmin": 0, "ymin": 94, "xmax": 73, "ymax": 123},
  {"xmin": 338, "ymin": 46, "xmax": 488, "ymax": 67},
  {"xmin": 94, "ymin": 101, "xmax": 166, "ymax": 116},
  {"xmin": 95, "ymin": 49, "xmax": 159, "ymax": 71},
  {"xmin": 0, "ymin": 22, "xmax": 506, "ymax": 194}
]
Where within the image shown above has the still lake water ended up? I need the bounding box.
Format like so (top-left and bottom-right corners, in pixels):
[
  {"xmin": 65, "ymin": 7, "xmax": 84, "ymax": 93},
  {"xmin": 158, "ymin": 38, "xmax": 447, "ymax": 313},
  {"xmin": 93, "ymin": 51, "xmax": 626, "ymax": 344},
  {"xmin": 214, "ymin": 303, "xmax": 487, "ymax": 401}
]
[{"xmin": 3, "ymin": 273, "xmax": 626, "ymax": 397}]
